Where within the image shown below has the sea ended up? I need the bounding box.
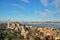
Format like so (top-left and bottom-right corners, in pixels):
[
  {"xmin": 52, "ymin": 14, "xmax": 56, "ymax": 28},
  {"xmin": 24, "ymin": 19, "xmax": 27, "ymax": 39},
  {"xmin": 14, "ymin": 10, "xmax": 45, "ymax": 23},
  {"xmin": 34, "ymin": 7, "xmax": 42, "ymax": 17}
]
[{"xmin": 23, "ymin": 23, "xmax": 60, "ymax": 28}]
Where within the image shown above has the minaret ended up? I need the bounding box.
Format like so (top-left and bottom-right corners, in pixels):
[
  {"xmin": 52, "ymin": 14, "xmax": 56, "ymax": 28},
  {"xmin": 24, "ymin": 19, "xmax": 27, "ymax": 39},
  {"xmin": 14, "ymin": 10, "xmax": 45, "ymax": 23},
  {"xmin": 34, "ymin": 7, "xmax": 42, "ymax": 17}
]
[{"xmin": 7, "ymin": 19, "xmax": 10, "ymax": 29}]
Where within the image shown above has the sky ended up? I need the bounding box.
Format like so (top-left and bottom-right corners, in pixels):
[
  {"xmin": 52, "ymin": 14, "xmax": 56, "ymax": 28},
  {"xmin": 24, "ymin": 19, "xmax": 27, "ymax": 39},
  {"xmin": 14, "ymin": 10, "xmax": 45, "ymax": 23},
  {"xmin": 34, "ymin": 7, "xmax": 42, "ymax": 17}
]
[{"xmin": 0, "ymin": 0, "xmax": 60, "ymax": 22}]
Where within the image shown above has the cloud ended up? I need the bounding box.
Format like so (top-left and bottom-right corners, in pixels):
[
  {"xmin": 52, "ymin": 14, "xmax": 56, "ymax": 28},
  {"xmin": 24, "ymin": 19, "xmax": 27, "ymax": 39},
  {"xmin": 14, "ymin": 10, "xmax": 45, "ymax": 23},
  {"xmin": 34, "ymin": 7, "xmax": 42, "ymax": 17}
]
[
  {"xmin": 41, "ymin": 9, "xmax": 51, "ymax": 16},
  {"xmin": 54, "ymin": 0, "xmax": 60, "ymax": 9},
  {"xmin": 21, "ymin": 0, "xmax": 29, "ymax": 3},
  {"xmin": 54, "ymin": 0, "xmax": 60, "ymax": 13},
  {"xmin": 40, "ymin": 0, "xmax": 48, "ymax": 6},
  {"xmin": 12, "ymin": 11, "xmax": 18, "ymax": 13},
  {"xmin": 12, "ymin": 4, "xmax": 25, "ymax": 10},
  {"xmin": 40, "ymin": 0, "xmax": 60, "ymax": 13},
  {"xmin": 35, "ymin": 9, "xmax": 51, "ymax": 16},
  {"xmin": 35, "ymin": 10, "xmax": 41, "ymax": 14},
  {"xmin": 50, "ymin": 0, "xmax": 60, "ymax": 13}
]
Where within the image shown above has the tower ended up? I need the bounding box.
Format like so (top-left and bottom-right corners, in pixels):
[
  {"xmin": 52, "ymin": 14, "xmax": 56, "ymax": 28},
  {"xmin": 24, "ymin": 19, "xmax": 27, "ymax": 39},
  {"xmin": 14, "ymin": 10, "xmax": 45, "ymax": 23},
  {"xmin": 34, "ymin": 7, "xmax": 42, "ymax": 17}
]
[{"xmin": 7, "ymin": 19, "xmax": 10, "ymax": 29}]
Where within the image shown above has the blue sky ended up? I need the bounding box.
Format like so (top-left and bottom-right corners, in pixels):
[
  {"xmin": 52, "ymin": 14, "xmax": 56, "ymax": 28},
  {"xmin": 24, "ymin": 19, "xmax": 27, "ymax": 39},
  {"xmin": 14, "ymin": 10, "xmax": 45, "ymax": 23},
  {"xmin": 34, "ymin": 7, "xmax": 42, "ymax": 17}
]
[{"xmin": 0, "ymin": 0, "xmax": 60, "ymax": 21}]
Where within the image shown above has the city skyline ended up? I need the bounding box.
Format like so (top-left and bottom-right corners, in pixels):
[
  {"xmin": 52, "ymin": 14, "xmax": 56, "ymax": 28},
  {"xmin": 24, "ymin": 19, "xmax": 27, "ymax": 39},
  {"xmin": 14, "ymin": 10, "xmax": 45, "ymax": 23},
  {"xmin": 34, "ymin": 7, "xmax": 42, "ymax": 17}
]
[{"xmin": 0, "ymin": 0, "xmax": 60, "ymax": 21}]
